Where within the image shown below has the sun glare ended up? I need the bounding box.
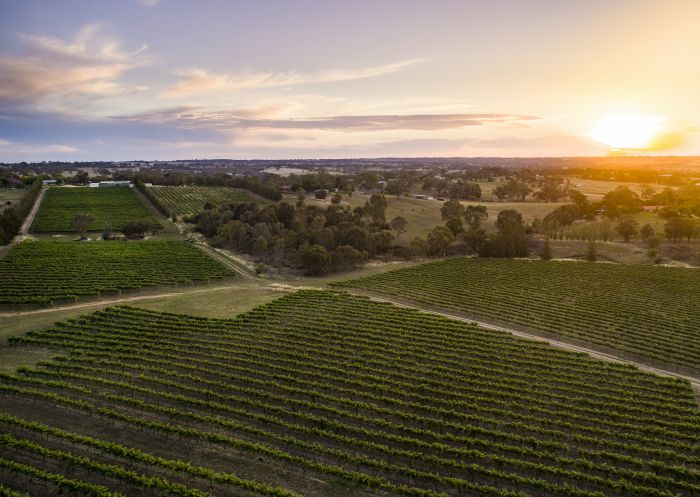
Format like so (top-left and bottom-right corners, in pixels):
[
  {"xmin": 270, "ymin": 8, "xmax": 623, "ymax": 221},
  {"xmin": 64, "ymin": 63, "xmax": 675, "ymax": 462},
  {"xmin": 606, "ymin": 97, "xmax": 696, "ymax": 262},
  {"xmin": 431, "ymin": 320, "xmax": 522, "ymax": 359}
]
[{"xmin": 589, "ymin": 115, "xmax": 666, "ymax": 149}]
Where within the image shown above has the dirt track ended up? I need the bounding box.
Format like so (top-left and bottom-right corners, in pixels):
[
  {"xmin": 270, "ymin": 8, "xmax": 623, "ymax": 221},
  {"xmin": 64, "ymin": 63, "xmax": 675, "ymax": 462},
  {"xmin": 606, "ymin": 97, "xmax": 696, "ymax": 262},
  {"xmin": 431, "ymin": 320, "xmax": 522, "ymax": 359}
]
[
  {"xmin": 361, "ymin": 292, "xmax": 700, "ymax": 390},
  {"xmin": 10, "ymin": 187, "xmax": 45, "ymax": 246},
  {"xmin": 2, "ymin": 243, "xmax": 698, "ymax": 390}
]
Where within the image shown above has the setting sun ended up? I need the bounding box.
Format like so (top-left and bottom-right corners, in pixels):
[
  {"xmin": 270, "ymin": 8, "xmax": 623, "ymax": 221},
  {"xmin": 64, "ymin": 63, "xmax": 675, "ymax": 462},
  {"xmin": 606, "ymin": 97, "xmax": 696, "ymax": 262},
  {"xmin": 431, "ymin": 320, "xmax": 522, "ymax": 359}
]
[{"xmin": 589, "ymin": 115, "xmax": 666, "ymax": 150}]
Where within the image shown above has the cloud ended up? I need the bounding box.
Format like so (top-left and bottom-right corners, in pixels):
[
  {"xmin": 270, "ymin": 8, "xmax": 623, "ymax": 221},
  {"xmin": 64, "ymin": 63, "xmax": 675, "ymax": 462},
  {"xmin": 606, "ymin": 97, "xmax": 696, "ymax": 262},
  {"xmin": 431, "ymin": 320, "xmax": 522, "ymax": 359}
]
[
  {"xmin": 161, "ymin": 58, "xmax": 425, "ymax": 97},
  {"xmin": 116, "ymin": 104, "xmax": 288, "ymax": 125},
  {"xmin": 138, "ymin": 0, "xmax": 161, "ymax": 6},
  {"xmin": 0, "ymin": 139, "xmax": 79, "ymax": 154},
  {"xmin": 118, "ymin": 109, "xmax": 538, "ymax": 132},
  {"xmin": 0, "ymin": 24, "xmax": 148, "ymax": 113}
]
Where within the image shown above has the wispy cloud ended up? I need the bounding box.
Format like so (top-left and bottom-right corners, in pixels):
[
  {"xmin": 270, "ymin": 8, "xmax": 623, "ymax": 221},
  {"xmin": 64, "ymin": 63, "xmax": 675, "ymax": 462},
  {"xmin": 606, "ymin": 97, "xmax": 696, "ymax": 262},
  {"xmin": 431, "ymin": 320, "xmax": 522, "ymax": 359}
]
[
  {"xmin": 0, "ymin": 139, "xmax": 79, "ymax": 154},
  {"xmin": 117, "ymin": 109, "xmax": 538, "ymax": 132},
  {"xmin": 0, "ymin": 24, "xmax": 149, "ymax": 113},
  {"xmin": 161, "ymin": 59, "xmax": 425, "ymax": 97},
  {"xmin": 18, "ymin": 23, "xmax": 148, "ymax": 64}
]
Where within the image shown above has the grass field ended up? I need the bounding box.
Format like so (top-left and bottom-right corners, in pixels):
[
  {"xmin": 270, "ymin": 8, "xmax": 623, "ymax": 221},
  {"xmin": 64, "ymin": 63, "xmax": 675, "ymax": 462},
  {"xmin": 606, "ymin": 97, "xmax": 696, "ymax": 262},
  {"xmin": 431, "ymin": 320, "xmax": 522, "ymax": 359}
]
[
  {"xmin": 335, "ymin": 258, "xmax": 700, "ymax": 373},
  {"xmin": 31, "ymin": 187, "xmax": 157, "ymax": 233},
  {"xmin": 0, "ymin": 240, "xmax": 234, "ymax": 306},
  {"xmin": 0, "ymin": 189, "xmax": 24, "ymax": 214},
  {"xmin": 301, "ymin": 194, "xmax": 564, "ymax": 239},
  {"xmin": 1, "ymin": 290, "xmax": 697, "ymax": 497},
  {"xmin": 147, "ymin": 185, "xmax": 257, "ymax": 217}
]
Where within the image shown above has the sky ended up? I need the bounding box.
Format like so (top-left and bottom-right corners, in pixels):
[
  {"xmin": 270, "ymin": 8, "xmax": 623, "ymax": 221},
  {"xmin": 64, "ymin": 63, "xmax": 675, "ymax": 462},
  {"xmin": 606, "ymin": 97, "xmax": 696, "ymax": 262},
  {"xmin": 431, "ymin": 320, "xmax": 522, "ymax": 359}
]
[{"xmin": 1, "ymin": 0, "xmax": 699, "ymax": 162}]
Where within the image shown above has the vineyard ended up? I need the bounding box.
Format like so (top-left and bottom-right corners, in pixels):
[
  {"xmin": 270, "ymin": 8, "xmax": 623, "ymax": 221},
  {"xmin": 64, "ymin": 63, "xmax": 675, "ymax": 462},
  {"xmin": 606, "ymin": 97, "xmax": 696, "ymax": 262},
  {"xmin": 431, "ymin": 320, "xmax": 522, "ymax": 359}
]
[
  {"xmin": 334, "ymin": 258, "xmax": 700, "ymax": 373},
  {"xmin": 31, "ymin": 187, "xmax": 158, "ymax": 232},
  {"xmin": 147, "ymin": 186, "xmax": 257, "ymax": 217},
  {"xmin": 0, "ymin": 240, "xmax": 234, "ymax": 306},
  {"xmin": 1, "ymin": 290, "xmax": 698, "ymax": 497}
]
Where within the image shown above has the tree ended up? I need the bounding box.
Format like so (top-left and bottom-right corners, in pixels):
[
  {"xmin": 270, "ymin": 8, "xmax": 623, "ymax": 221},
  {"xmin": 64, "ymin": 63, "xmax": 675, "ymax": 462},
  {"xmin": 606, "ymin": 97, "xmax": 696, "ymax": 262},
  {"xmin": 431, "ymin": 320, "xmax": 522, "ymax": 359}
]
[
  {"xmin": 122, "ymin": 219, "xmax": 154, "ymax": 238},
  {"xmin": 615, "ymin": 217, "xmax": 638, "ymax": 242},
  {"xmin": 445, "ymin": 217, "xmax": 464, "ymax": 236},
  {"xmin": 409, "ymin": 237, "xmax": 428, "ymax": 256},
  {"xmin": 478, "ymin": 209, "xmax": 528, "ymax": 258},
  {"xmin": 331, "ymin": 245, "xmax": 365, "ymax": 271},
  {"xmin": 366, "ymin": 194, "xmax": 387, "ymax": 224},
  {"xmin": 601, "ymin": 186, "xmax": 643, "ymax": 218},
  {"xmin": 495, "ymin": 209, "xmax": 524, "ymax": 235},
  {"xmin": 384, "ymin": 179, "xmax": 407, "ymax": 198},
  {"xmin": 302, "ymin": 244, "xmax": 331, "ymax": 275},
  {"xmin": 331, "ymin": 193, "xmax": 342, "ymax": 204},
  {"xmin": 448, "ymin": 181, "xmax": 481, "ymax": 200},
  {"xmin": 664, "ymin": 216, "xmax": 697, "ymax": 241},
  {"xmin": 354, "ymin": 171, "xmax": 380, "ymax": 190},
  {"xmin": 462, "ymin": 228, "xmax": 486, "ymax": 253},
  {"xmin": 427, "ymin": 225, "xmax": 454, "ymax": 257},
  {"xmin": 640, "ymin": 224, "xmax": 656, "ymax": 243},
  {"xmin": 252, "ymin": 235, "xmax": 268, "ymax": 256},
  {"xmin": 493, "ymin": 179, "xmax": 532, "ymax": 201},
  {"xmin": 295, "ymin": 188, "xmax": 306, "ymax": 208},
  {"xmin": 463, "ymin": 205, "xmax": 488, "ymax": 230},
  {"xmin": 389, "ymin": 216, "xmax": 407, "ymax": 238},
  {"xmin": 314, "ymin": 189, "xmax": 328, "ymax": 200},
  {"xmin": 70, "ymin": 213, "xmax": 95, "ymax": 239},
  {"xmin": 440, "ymin": 199, "xmax": 464, "ymax": 221},
  {"xmin": 540, "ymin": 237, "xmax": 552, "ymax": 260},
  {"xmin": 73, "ymin": 170, "xmax": 89, "ymax": 185}
]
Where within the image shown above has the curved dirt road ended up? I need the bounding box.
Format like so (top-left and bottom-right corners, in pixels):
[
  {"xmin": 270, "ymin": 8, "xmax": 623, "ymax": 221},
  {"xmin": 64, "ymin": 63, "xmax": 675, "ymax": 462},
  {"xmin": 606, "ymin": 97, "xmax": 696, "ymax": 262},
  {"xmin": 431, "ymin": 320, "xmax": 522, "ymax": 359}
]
[{"xmin": 363, "ymin": 293, "xmax": 700, "ymax": 390}]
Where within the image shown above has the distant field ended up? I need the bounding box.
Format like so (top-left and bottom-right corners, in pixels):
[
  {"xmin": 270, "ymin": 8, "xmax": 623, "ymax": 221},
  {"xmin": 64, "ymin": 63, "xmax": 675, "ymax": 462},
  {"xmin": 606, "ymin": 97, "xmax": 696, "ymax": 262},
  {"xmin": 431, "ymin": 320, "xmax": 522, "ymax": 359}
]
[
  {"xmin": 335, "ymin": 258, "xmax": 700, "ymax": 372},
  {"xmin": 0, "ymin": 189, "xmax": 24, "ymax": 214},
  {"xmin": 568, "ymin": 178, "xmax": 673, "ymax": 200},
  {"xmin": 31, "ymin": 187, "xmax": 157, "ymax": 232},
  {"xmin": 1, "ymin": 290, "xmax": 697, "ymax": 497},
  {"xmin": 0, "ymin": 240, "xmax": 234, "ymax": 306},
  {"xmin": 302, "ymin": 194, "xmax": 564, "ymax": 239},
  {"xmin": 148, "ymin": 185, "xmax": 256, "ymax": 217}
]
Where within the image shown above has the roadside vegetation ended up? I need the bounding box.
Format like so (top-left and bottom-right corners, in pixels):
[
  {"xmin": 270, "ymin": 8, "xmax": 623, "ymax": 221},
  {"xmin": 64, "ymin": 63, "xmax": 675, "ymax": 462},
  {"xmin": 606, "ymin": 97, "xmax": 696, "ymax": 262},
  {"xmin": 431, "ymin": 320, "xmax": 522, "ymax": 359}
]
[{"xmin": 0, "ymin": 179, "xmax": 41, "ymax": 245}]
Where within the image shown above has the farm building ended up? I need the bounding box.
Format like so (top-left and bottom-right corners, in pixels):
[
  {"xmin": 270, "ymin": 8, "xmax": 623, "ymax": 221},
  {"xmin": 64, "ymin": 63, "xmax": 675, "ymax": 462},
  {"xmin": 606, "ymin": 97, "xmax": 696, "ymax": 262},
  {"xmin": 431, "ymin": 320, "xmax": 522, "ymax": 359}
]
[
  {"xmin": 98, "ymin": 181, "xmax": 132, "ymax": 188},
  {"xmin": 42, "ymin": 179, "xmax": 58, "ymax": 185}
]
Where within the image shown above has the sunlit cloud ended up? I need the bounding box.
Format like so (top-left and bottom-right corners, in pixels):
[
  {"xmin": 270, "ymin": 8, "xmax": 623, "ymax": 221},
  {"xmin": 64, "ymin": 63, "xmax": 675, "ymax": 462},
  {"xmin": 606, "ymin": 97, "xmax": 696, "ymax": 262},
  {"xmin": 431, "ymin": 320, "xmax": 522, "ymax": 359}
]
[
  {"xmin": 0, "ymin": 24, "xmax": 149, "ymax": 114},
  {"xmin": 117, "ymin": 109, "xmax": 538, "ymax": 132},
  {"xmin": 161, "ymin": 58, "xmax": 426, "ymax": 97}
]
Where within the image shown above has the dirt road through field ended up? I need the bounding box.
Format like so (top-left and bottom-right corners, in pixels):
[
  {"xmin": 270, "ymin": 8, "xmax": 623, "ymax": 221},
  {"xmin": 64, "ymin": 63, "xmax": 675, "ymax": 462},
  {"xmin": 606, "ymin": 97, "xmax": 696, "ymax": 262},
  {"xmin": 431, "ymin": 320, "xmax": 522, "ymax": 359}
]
[{"xmin": 359, "ymin": 292, "xmax": 700, "ymax": 390}]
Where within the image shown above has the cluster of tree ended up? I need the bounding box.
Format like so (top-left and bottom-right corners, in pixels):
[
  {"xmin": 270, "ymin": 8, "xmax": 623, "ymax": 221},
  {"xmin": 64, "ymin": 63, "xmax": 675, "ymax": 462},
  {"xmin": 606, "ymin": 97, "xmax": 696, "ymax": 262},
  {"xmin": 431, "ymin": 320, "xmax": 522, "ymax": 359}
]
[
  {"xmin": 428, "ymin": 200, "xmax": 528, "ymax": 258},
  {"xmin": 531, "ymin": 176, "xmax": 570, "ymax": 202},
  {"xmin": 420, "ymin": 176, "xmax": 482, "ymax": 200},
  {"xmin": 652, "ymin": 185, "xmax": 700, "ymax": 217},
  {"xmin": 191, "ymin": 194, "xmax": 398, "ymax": 275},
  {"xmin": 0, "ymin": 178, "xmax": 42, "ymax": 245},
  {"xmin": 493, "ymin": 179, "xmax": 532, "ymax": 201},
  {"xmin": 538, "ymin": 190, "xmax": 596, "ymax": 233},
  {"xmin": 478, "ymin": 210, "xmax": 529, "ymax": 257},
  {"xmin": 0, "ymin": 172, "xmax": 37, "ymax": 187}
]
